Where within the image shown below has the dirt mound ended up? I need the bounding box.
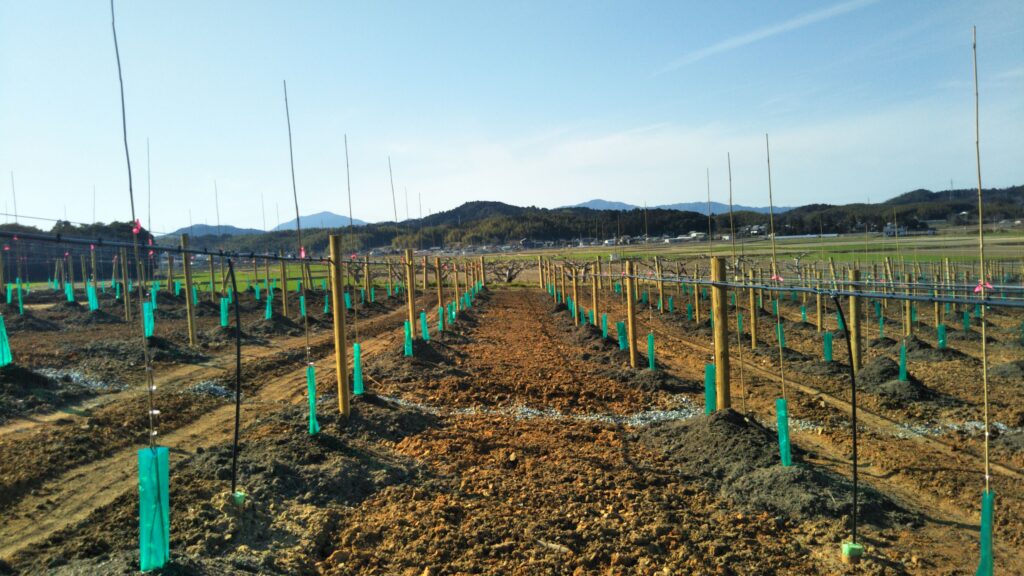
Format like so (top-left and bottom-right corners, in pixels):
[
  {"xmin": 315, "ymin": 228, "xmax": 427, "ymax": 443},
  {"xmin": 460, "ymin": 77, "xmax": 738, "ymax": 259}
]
[
  {"xmin": 368, "ymin": 334, "xmax": 469, "ymax": 384},
  {"xmin": 607, "ymin": 366, "xmax": 700, "ymax": 393},
  {"xmin": 997, "ymin": 430, "xmax": 1024, "ymax": 454},
  {"xmin": 3, "ymin": 312, "xmax": 60, "ymax": 332},
  {"xmin": 991, "ymin": 360, "xmax": 1024, "ymax": 381},
  {"xmin": 792, "ymin": 359, "xmax": 847, "ymax": 377},
  {"xmin": 751, "ymin": 345, "xmax": 808, "ymax": 363},
  {"xmin": 70, "ymin": 337, "xmax": 208, "ymax": 365},
  {"xmin": 637, "ymin": 409, "xmax": 909, "ymax": 526},
  {"xmin": 869, "ymin": 336, "xmax": 897, "ymax": 349},
  {"xmin": 250, "ymin": 314, "xmax": 303, "ymax": 337},
  {"xmin": 201, "ymin": 326, "xmax": 268, "ymax": 347},
  {"xmin": 856, "ymin": 357, "xmax": 930, "ymax": 404},
  {"xmin": 948, "ymin": 327, "xmax": 997, "ymax": 343},
  {"xmin": 0, "ymin": 364, "xmax": 96, "ymax": 423},
  {"xmin": 898, "ymin": 335, "xmax": 968, "ymax": 362}
]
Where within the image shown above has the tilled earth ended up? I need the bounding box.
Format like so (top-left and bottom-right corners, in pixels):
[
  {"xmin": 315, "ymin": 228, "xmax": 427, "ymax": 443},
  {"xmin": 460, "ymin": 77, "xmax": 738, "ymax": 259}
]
[{"xmin": 0, "ymin": 283, "xmax": 1020, "ymax": 574}]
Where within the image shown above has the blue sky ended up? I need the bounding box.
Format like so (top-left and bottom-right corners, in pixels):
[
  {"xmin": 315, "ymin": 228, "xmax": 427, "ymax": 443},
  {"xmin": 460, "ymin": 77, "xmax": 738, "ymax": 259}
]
[{"xmin": 1, "ymin": 0, "xmax": 1022, "ymax": 233}]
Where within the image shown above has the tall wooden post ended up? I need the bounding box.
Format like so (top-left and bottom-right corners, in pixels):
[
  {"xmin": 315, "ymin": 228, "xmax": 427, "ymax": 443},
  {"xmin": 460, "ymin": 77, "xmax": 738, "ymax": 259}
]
[
  {"xmin": 571, "ymin": 268, "xmax": 580, "ymax": 326},
  {"xmin": 596, "ymin": 257, "xmax": 603, "ymax": 291},
  {"xmin": 849, "ymin": 269, "xmax": 862, "ymax": 377},
  {"xmin": 624, "ymin": 260, "xmax": 638, "ymax": 369},
  {"xmin": 120, "ymin": 247, "xmax": 131, "ymax": 321},
  {"xmin": 363, "ymin": 255, "xmax": 370, "ymax": 302},
  {"xmin": 329, "ymin": 236, "xmax": 350, "ymax": 417},
  {"xmin": 280, "ymin": 253, "xmax": 289, "ymax": 315},
  {"xmin": 208, "ymin": 255, "xmax": 217, "ymax": 303},
  {"xmin": 537, "ymin": 256, "xmax": 544, "ymax": 288},
  {"xmin": 748, "ymin": 269, "xmax": 757, "ymax": 349},
  {"xmin": 434, "ymin": 257, "xmax": 443, "ymax": 307},
  {"xmin": 655, "ymin": 256, "xmax": 665, "ymax": 313},
  {"xmin": 422, "ymin": 256, "xmax": 429, "ymax": 292},
  {"xmin": 453, "ymin": 259, "xmax": 461, "ymax": 311},
  {"xmin": 404, "ymin": 249, "xmax": 416, "ymax": 339},
  {"xmin": 692, "ymin": 281, "xmax": 700, "ymax": 323},
  {"xmin": 711, "ymin": 257, "xmax": 730, "ymax": 409},
  {"xmin": 181, "ymin": 235, "xmax": 197, "ymax": 346},
  {"xmin": 815, "ymin": 270, "xmax": 823, "ymax": 332},
  {"xmin": 479, "ymin": 256, "xmax": 486, "ymax": 286},
  {"xmin": 591, "ymin": 265, "xmax": 599, "ymax": 325},
  {"xmin": 903, "ymin": 272, "xmax": 912, "ymax": 337}
]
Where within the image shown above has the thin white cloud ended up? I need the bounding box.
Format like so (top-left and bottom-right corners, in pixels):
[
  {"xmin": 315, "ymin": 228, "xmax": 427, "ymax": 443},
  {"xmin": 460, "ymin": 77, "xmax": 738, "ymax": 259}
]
[{"xmin": 656, "ymin": 0, "xmax": 880, "ymax": 75}]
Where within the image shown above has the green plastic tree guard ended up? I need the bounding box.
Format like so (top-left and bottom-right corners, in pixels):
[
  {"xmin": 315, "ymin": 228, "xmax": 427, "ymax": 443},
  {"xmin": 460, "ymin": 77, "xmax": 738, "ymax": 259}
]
[
  {"xmin": 360, "ymin": 288, "xmax": 365, "ymax": 304},
  {"xmin": 668, "ymin": 296, "xmax": 674, "ymax": 313},
  {"xmin": 899, "ymin": 344, "xmax": 908, "ymax": 382},
  {"xmin": 5, "ymin": 286, "xmax": 11, "ymax": 304},
  {"xmin": 438, "ymin": 306, "xmax": 445, "ymax": 332},
  {"xmin": 776, "ymin": 398, "xmax": 792, "ymax": 466},
  {"xmin": 686, "ymin": 303, "xmax": 694, "ymax": 321},
  {"xmin": 772, "ymin": 300, "xmax": 778, "ymax": 315},
  {"xmin": 938, "ymin": 324, "xmax": 947, "ymax": 349},
  {"xmin": 836, "ymin": 311, "xmax": 845, "ymax": 331},
  {"xmin": 306, "ymin": 364, "xmax": 320, "ymax": 435},
  {"xmin": 87, "ymin": 285, "xmax": 100, "ymax": 311},
  {"xmin": 403, "ymin": 321, "xmax": 413, "ymax": 357},
  {"xmin": 800, "ymin": 306, "xmax": 807, "ymax": 323},
  {"xmin": 323, "ymin": 297, "xmax": 329, "ymax": 314},
  {"xmin": 220, "ymin": 298, "xmax": 230, "ymax": 327},
  {"xmin": 344, "ymin": 292, "xmax": 352, "ymax": 310},
  {"xmin": 776, "ymin": 323, "xmax": 786, "ymax": 348},
  {"xmin": 174, "ymin": 281, "xmax": 181, "ymax": 297},
  {"xmin": 17, "ymin": 285, "xmax": 23, "ymax": 315},
  {"xmin": 824, "ymin": 332, "xmax": 833, "ymax": 362},
  {"xmin": 421, "ymin": 311, "xmax": 430, "ymax": 342},
  {"xmin": 911, "ymin": 305, "xmax": 917, "ymax": 323},
  {"xmin": 0, "ymin": 317, "xmax": 12, "ymax": 367},
  {"xmin": 65, "ymin": 283, "xmax": 74, "ymax": 303},
  {"xmin": 138, "ymin": 446, "xmax": 170, "ymax": 571},
  {"xmin": 264, "ymin": 295, "xmax": 273, "ymax": 320},
  {"xmin": 370, "ymin": 287, "xmax": 375, "ymax": 303},
  {"xmin": 976, "ymin": 490, "xmax": 995, "ymax": 576},
  {"xmin": 601, "ymin": 314, "xmax": 608, "ymax": 339},
  {"xmin": 647, "ymin": 333, "xmax": 656, "ymax": 371},
  {"xmin": 616, "ymin": 321, "xmax": 627, "ymax": 350},
  {"xmin": 116, "ymin": 281, "xmax": 121, "ymax": 300},
  {"xmin": 192, "ymin": 286, "xmax": 198, "ymax": 305},
  {"xmin": 963, "ymin": 311, "xmax": 970, "ymax": 332},
  {"xmin": 143, "ymin": 303, "xmax": 155, "ymax": 338},
  {"xmin": 737, "ymin": 313, "xmax": 744, "ymax": 334},
  {"xmin": 875, "ymin": 301, "xmax": 882, "ymax": 319},
  {"xmin": 704, "ymin": 364, "xmax": 716, "ymax": 415},
  {"xmin": 300, "ymin": 296, "xmax": 307, "ymax": 318},
  {"xmin": 353, "ymin": 342, "xmax": 364, "ymax": 395}
]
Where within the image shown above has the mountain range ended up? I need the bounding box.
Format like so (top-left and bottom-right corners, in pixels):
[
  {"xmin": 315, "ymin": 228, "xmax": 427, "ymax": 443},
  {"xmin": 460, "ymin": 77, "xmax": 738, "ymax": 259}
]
[
  {"xmin": 273, "ymin": 211, "xmax": 368, "ymax": 231},
  {"xmin": 566, "ymin": 199, "xmax": 791, "ymax": 215}
]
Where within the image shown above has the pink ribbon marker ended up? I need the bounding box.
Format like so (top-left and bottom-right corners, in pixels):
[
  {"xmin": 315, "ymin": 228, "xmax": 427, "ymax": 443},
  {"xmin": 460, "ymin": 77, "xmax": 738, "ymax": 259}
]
[
  {"xmin": 300, "ymin": 247, "xmax": 306, "ymax": 259},
  {"xmin": 90, "ymin": 244, "xmax": 95, "ymax": 251},
  {"xmin": 771, "ymin": 274, "xmax": 784, "ymax": 282},
  {"xmin": 974, "ymin": 280, "xmax": 993, "ymax": 293},
  {"xmin": 132, "ymin": 219, "xmax": 141, "ymax": 235}
]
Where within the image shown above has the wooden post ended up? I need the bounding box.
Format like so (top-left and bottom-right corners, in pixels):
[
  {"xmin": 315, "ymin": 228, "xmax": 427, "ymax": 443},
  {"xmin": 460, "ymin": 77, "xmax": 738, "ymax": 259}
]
[
  {"xmin": 453, "ymin": 259, "xmax": 461, "ymax": 311},
  {"xmin": 208, "ymin": 255, "xmax": 217, "ymax": 303},
  {"xmin": 748, "ymin": 268, "xmax": 757, "ymax": 349},
  {"xmin": 90, "ymin": 248, "xmax": 98, "ymax": 285},
  {"xmin": 434, "ymin": 257, "xmax": 443, "ymax": 307},
  {"xmin": 422, "ymin": 255, "xmax": 429, "ymax": 292},
  {"xmin": 596, "ymin": 257, "xmax": 603, "ymax": 291},
  {"xmin": 591, "ymin": 264, "xmax": 599, "ymax": 324},
  {"xmin": 559, "ymin": 265, "xmax": 566, "ymax": 301},
  {"xmin": 404, "ymin": 249, "xmax": 416, "ymax": 338},
  {"xmin": 692, "ymin": 281, "xmax": 700, "ymax": 323},
  {"xmin": 815, "ymin": 270, "xmax": 823, "ymax": 332},
  {"xmin": 363, "ymin": 255, "xmax": 370, "ymax": 302},
  {"xmin": 655, "ymin": 256, "xmax": 665, "ymax": 313},
  {"xmin": 181, "ymin": 235, "xmax": 197, "ymax": 346},
  {"xmin": 386, "ymin": 258, "xmax": 393, "ymax": 296},
  {"xmin": 711, "ymin": 257, "xmax": 730, "ymax": 409},
  {"xmin": 849, "ymin": 269, "xmax": 862, "ymax": 377},
  {"xmin": 537, "ymin": 256, "xmax": 544, "ymax": 289},
  {"xmin": 329, "ymin": 236, "xmax": 350, "ymax": 417},
  {"xmin": 625, "ymin": 260, "xmax": 638, "ymax": 369},
  {"xmin": 903, "ymin": 272, "xmax": 912, "ymax": 337},
  {"xmin": 120, "ymin": 247, "xmax": 131, "ymax": 321},
  {"xmin": 571, "ymin": 268, "xmax": 580, "ymax": 326},
  {"xmin": 479, "ymin": 256, "xmax": 486, "ymax": 286},
  {"xmin": 280, "ymin": 254, "xmax": 289, "ymax": 316}
]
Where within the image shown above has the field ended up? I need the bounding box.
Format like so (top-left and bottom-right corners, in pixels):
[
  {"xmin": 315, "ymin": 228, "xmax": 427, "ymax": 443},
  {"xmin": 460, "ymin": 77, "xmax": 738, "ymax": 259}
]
[{"xmin": 0, "ymin": 242, "xmax": 1022, "ymax": 575}]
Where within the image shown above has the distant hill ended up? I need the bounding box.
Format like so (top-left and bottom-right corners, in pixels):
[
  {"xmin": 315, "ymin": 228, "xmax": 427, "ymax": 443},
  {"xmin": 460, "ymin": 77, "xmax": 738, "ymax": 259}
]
[
  {"xmin": 163, "ymin": 223, "xmax": 263, "ymax": 238},
  {"xmin": 570, "ymin": 199, "xmax": 639, "ymax": 211},
  {"xmin": 273, "ymin": 211, "xmax": 367, "ymax": 231},
  {"xmin": 564, "ymin": 199, "xmax": 789, "ymax": 215}
]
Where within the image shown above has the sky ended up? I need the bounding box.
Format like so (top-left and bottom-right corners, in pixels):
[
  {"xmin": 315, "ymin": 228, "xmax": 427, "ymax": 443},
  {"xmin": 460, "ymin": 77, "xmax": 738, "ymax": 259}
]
[{"xmin": 1, "ymin": 0, "xmax": 1022, "ymax": 234}]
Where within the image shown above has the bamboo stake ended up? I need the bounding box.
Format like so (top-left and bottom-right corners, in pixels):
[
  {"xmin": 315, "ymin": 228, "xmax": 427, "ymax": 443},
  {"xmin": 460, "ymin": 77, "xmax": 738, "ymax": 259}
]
[{"xmin": 625, "ymin": 260, "xmax": 637, "ymax": 368}]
